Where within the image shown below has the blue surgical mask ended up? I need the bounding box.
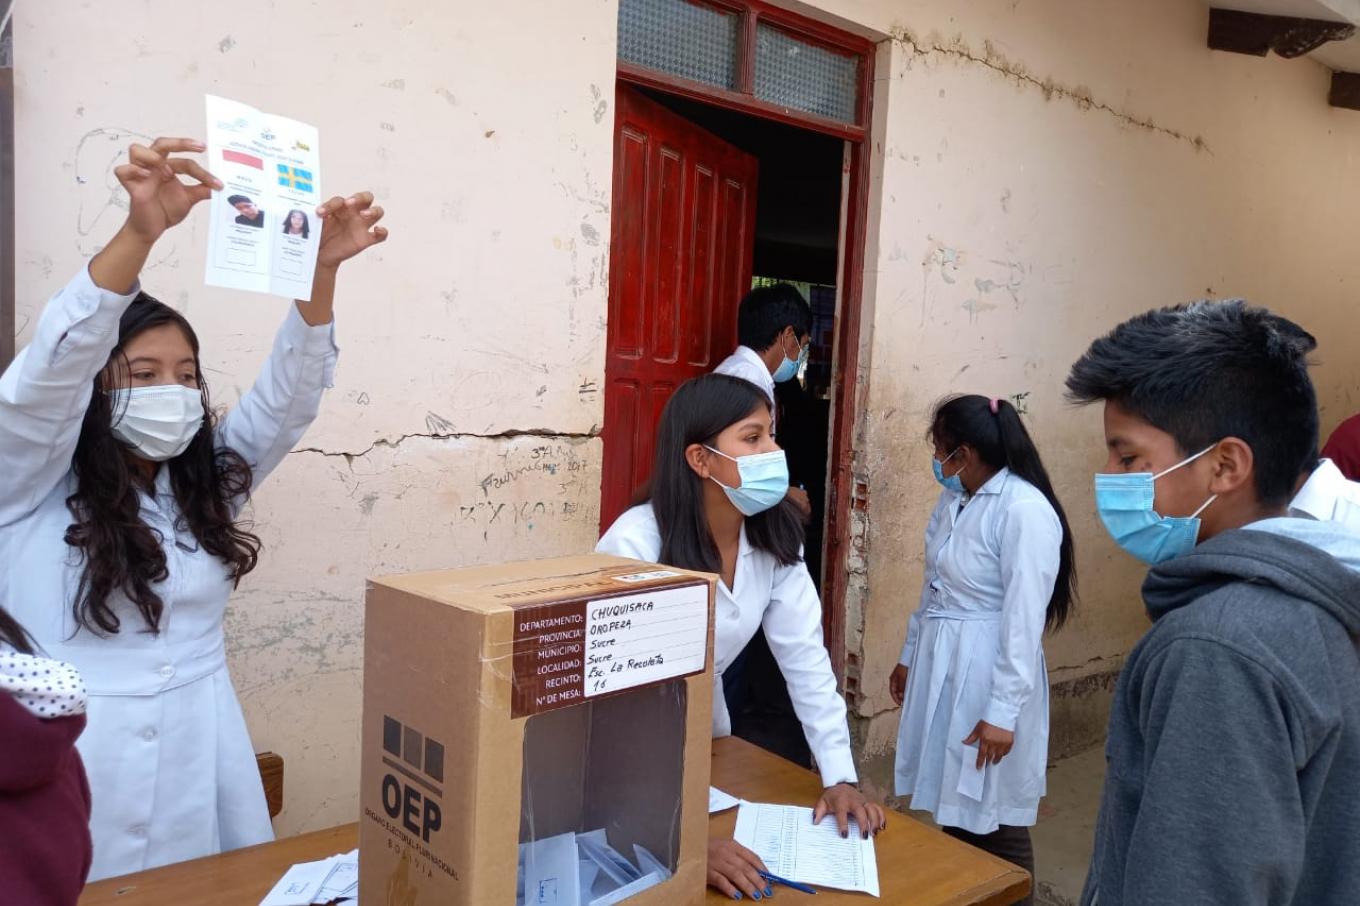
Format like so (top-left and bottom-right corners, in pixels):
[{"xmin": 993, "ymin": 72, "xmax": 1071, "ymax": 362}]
[
  {"xmin": 932, "ymin": 448, "xmax": 966, "ymax": 493},
  {"xmin": 705, "ymin": 446, "xmax": 790, "ymax": 516},
  {"xmin": 772, "ymin": 336, "xmax": 809, "ymax": 384},
  {"xmin": 1094, "ymin": 445, "xmax": 1218, "ymax": 565}
]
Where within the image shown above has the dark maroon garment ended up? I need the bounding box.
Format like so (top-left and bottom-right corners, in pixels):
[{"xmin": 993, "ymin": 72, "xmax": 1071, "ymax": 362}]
[
  {"xmin": 1322, "ymin": 413, "xmax": 1360, "ymax": 481},
  {"xmin": 0, "ymin": 691, "xmax": 92, "ymax": 906}
]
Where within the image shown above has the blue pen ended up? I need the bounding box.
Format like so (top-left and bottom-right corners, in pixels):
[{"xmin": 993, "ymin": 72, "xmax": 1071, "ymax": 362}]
[{"xmin": 760, "ymin": 870, "xmax": 818, "ymax": 895}]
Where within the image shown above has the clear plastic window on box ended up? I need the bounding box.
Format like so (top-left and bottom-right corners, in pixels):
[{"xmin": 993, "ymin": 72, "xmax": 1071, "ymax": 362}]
[{"xmin": 517, "ymin": 680, "xmax": 688, "ymax": 906}]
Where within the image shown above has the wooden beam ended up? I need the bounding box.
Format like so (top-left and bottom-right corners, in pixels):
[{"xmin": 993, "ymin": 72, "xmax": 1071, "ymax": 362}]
[
  {"xmin": 256, "ymin": 751, "xmax": 284, "ymax": 819},
  {"xmin": 1331, "ymin": 71, "xmax": 1360, "ymax": 110},
  {"xmin": 1207, "ymin": 7, "xmax": 1355, "ymax": 59}
]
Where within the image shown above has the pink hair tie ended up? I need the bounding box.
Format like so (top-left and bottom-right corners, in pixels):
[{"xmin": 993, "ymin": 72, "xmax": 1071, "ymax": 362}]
[{"xmin": 989, "ymin": 398, "xmax": 1001, "ymax": 415}]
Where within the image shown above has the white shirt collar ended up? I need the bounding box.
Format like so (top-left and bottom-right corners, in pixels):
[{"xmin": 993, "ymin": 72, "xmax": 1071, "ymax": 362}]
[
  {"xmin": 974, "ymin": 467, "xmax": 1011, "ymax": 496},
  {"xmin": 1291, "ymin": 459, "xmax": 1354, "ymax": 521},
  {"xmin": 733, "ymin": 346, "xmax": 774, "ymax": 393}
]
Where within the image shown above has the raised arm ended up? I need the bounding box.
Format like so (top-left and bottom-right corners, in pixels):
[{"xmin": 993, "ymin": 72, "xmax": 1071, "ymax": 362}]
[
  {"xmin": 215, "ymin": 193, "xmax": 387, "ymax": 485},
  {"xmin": 0, "ymin": 138, "xmax": 218, "ymax": 525}
]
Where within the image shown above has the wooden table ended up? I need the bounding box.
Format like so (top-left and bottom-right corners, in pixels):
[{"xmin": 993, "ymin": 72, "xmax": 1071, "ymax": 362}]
[
  {"xmin": 704, "ymin": 738, "xmax": 1028, "ymax": 905},
  {"xmin": 82, "ymin": 737, "xmax": 1028, "ymax": 905}
]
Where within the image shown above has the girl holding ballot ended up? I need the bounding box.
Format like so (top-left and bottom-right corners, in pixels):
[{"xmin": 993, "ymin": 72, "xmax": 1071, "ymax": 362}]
[
  {"xmin": 596, "ymin": 374, "xmax": 886, "ymax": 901},
  {"xmin": 0, "ymin": 136, "xmax": 387, "ymax": 880},
  {"xmin": 889, "ymin": 396, "xmax": 1076, "ymax": 903}
]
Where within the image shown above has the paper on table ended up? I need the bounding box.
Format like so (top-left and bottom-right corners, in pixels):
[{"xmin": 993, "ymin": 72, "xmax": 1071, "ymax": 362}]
[
  {"xmin": 259, "ymin": 854, "xmax": 340, "ymax": 906},
  {"xmin": 709, "ymin": 786, "xmax": 741, "ymax": 814},
  {"xmin": 734, "ymin": 802, "xmax": 881, "ymax": 897},
  {"xmin": 205, "ymin": 95, "xmax": 323, "ymax": 300},
  {"xmin": 311, "ymin": 849, "xmax": 359, "ymax": 904},
  {"xmin": 523, "ymin": 831, "xmax": 581, "ymax": 906}
]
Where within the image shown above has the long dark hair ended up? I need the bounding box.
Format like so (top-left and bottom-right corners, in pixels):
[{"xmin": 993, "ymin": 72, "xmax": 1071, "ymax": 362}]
[
  {"xmin": 930, "ymin": 394, "xmax": 1077, "ymax": 632},
  {"xmin": 63, "ymin": 293, "xmax": 262, "ymax": 635},
  {"xmin": 283, "ymin": 209, "xmax": 310, "ymax": 238},
  {"xmin": 0, "ymin": 607, "xmax": 35, "ymax": 655},
  {"xmin": 646, "ymin": 374, "xmax": 804, "ymax": 573}
]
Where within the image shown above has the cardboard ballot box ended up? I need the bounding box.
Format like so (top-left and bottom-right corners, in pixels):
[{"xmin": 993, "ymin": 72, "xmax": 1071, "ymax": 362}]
[{"xmin": 359, "ymin": 554, "xmax": 716, "ymax": 906}]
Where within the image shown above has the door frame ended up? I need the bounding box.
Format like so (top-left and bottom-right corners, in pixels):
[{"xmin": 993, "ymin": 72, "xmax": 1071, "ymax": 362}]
[{"xmin": 616, "ymin": 0, "xmax": 876, "ymax": 679}]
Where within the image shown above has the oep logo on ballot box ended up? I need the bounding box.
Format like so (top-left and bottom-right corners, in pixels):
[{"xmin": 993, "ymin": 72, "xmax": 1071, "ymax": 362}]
[{"xmin": 380, "ymin": 716, "xmax": 445, "ymax": 843}]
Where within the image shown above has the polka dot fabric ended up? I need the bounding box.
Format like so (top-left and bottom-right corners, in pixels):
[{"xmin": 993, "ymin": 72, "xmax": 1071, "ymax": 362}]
[{"xmin": 0, "ymin": 645, "xmax": 87, "ymax": 718}]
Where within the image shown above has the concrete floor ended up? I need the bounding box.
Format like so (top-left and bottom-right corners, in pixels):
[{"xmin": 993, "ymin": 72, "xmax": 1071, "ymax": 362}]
[
  {"xmin": 1030, "ymin": 745, "xmax": 1105, "ymax": 905},
  {"xmin": 881, "ymin": 743, "xmax": 1107, "ymax": 906}
]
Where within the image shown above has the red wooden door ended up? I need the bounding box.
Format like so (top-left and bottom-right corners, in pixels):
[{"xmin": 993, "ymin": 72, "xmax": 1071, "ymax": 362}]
[{"xmin": 600, "ymin": 86, "xmax": 759, "ymax": 530}]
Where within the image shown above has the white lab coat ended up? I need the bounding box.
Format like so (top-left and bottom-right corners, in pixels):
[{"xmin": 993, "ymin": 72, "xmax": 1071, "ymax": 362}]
[
  {"xmin": 714, "ymin": 346, "xmax": 776, "ymax": 430},
  {"xmin": 894, "ymin": 468, "xmax": 1060, "ymax": 834},
  {"xmin": 1290, "ymin": 458, "xmax": 1360, "ymax": 531},
  {"xmin": 0, "ymin": 267, "xmax": 337, "ymax": 880},
  {"xmin": 596, "ymin": 504, "xmax": 856, "ymax": 787}
]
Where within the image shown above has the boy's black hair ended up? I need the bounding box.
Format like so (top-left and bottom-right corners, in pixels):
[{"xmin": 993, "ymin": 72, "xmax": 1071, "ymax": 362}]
[
  {"xmin": 1065, "ymin": 299, "xmax": 1318, "ymax": 507},
  {"xmin": 227, "ymin": 194, "xmax": 251, "ymax": 206},
  {"xmin": 737, "ymin": 283, "xmax": 813, "ymax": 352}
]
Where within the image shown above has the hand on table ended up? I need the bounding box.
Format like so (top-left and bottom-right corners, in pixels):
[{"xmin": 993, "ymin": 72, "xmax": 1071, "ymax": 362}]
[
  {"xmin": 708, "ymin": 837, "xmax": 773, "ymax": 900},
  {"xmin": 813, "ymin": 782, "xmax": 887, "ymax": 840}
]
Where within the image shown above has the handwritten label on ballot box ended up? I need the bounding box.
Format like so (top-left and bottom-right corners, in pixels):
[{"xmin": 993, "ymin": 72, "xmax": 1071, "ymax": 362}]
[
  {"xmin": 584, "ymin": 585, "xmax": 708, "ymax": 697},
  {"xmin": 510, "ymin": 582, "xmax": 708, "ymax": 717}
]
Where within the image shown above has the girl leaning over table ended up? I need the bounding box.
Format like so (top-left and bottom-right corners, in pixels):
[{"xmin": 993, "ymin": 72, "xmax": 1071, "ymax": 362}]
[
  {"xmin": 889, "ymin": 395, "xmax": 1077, "ymax": 906},
  {"xmin": 0, "ymin": 136, "xmax": 388, "ymax": 881},
  {"xmin": 596, "ymin": 373, "xmax": 888, "ymax": 901}
]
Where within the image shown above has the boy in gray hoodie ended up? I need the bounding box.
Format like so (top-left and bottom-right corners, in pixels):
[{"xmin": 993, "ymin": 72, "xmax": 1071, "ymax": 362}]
[{"xmin": 1066, "ymin": 300, "xmax": 1360, "ymax": 905}]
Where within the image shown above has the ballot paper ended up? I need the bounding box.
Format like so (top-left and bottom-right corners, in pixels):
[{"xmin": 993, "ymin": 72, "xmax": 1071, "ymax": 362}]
[
  {"xmin": 708, "ymin": 786, "xmax": 741, "ymax": 814},
  {"xmin": 589, "ymin": 871, "xmax": 663, "ymax": 905},
  {"xmin": 517, "ymin": 830, "xmax": 671, "ymax": 906},
  {"xmin": 578, "ymin": 834, "xmax": 641, "ymax": 887},
  {"xmin": 632, "ymin": 844, "xmax": 671, "ymax": 881},
  {"xmin": 312, "ymin": 849, "xmax": 359, "ymax": 904},
  {"xmin": 523, "ymin": 832, "xmax": 582, "ymax": 906},
  {"xmin": 958, "ymin": 747, "xmax": 986, "ymax": 801},
  {"xmin": 734, "ymin": 801, "xmax": 881, "ymax": 897},
  {"xmin": 258, "ymin": 849, "xmax": 358, "ymax": 906},
  {"xmin": 205, "ymin": 95, "xmax": 323, "ymax": 300}
]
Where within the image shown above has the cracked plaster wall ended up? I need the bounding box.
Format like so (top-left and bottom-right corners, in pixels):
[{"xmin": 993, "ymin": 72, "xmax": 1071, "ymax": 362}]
[
  {"xmin": 13, "ymin": 0, "xmax": 1360, "ymax": 833},
  {"xmin": 805, "ymin": 0, "xmax": 1360, "ymax": 790},
  {"xmin": 14, "ymin": 0, "xmax": 615, "ymax": 836}
]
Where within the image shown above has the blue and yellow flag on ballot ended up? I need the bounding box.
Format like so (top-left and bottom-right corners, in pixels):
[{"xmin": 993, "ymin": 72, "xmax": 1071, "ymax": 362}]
[{"xmin": 277, "ymin": 164, "xmax": 314, "ymax": 193}]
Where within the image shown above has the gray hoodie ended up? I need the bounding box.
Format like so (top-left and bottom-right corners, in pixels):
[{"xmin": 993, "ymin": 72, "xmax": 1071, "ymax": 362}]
[{"xmin": 1081, "ymin": 518, "xmax": 1360, "ymax": 905}]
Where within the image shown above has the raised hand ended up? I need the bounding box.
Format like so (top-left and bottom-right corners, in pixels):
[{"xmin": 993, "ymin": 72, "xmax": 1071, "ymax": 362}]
[
  {"xmin": 315, "ymin": 192, "xmax": 388, "ymax": 270},
  {"xmin": 296, "ymin": 192, "xmax": 390, "ymax": 326},
  {"xmin": 116, "ymin": 138, "xmax": 222, "ymax": 243},
  {"xmin": 91, "ymin": 137, "xmax": 221, "ymax": 293}
]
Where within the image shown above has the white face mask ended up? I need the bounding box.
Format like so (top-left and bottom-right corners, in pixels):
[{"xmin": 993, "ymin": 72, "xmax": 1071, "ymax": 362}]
[{"xmin": 108, "ymin": 385, "xmax": 206, "ymax": 461}]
